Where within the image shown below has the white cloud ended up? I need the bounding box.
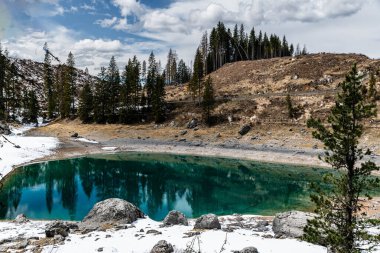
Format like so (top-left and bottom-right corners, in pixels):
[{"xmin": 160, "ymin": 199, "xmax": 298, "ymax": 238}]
[
  {"xmin": 96, "ymin": 17, "xmax": 118, "ymax": 28},
  {"xmin": 81, "ymin": 4, "xmax": 96, "ymax": 11}
]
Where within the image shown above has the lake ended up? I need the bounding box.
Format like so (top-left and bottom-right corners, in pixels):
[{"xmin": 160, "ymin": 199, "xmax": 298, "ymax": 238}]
[{"xmin": 0, "ymin": 152, "xmax": 334, "ymax": 221}]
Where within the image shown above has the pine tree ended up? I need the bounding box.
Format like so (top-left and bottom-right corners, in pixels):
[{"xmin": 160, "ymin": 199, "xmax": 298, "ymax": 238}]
[
  {"xmin": 304, "ymin": 65, "xmax": 380, "ymax": 253},
  {"xmin": 43, "ymin": 42, "xmax": 55, "ymax": 119},
  {"xmin": 152, "ymin": 73, "xmax": 166, "ymax": 123},
  {"xmin": 22, "ymin": 90, "xmax": 39, "ymax": 125},
  {"xmin": 189, "ymin": 48, "xmax": 204, "ymax": 103},
  {"xmin": 78, "ymin": 69, "xmax": 93, "ymax": 123},
  {"xmin": 368, "ymin": 72, "xmax": 378, "ymax": 101},
  {"xmin": 93, "ymin": 67, "xmax": 107, "ymax": 123},
  {"xmin": 0, "ymin": 43, "xmax": 6, "ymax": 120},
  {"xmin": 146, "ymin": 52, "xmax": 157, "ymax": 107},
  {"xmin": 66, "ymin": 52, "xmax": 76, "ymax": 116},
  {"xmin": 202, "ymin": 76, "xmax": 215, "ymax": 125},
  {"xmin": 106, "ymin": 56, "xmax": 120, "ymax": 122}
]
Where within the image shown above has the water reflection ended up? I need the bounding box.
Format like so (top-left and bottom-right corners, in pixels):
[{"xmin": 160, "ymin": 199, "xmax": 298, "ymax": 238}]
[{"xmin": 0, "ymin": 153, "xmax": 332, "ymax": 221}]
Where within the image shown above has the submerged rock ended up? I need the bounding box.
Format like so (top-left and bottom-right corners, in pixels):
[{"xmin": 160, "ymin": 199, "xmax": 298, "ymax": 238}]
[
  {"xmin": 81, "ymin": 198, "xmax": 144, "ymax": 231},
  {"xmin": 163, "ymin": 210, "xmax": 188, "ymax": 227},
  {"xmin": 150, "ymin": 240, "xmax": 174, "ymax": 253},
  {"xmin": 272, "ymin": 211, "xmax": 317, "ymax": 238},
  {"xmin": 193, "ymin": 214, "xmax": 221, "ymax": 230}
]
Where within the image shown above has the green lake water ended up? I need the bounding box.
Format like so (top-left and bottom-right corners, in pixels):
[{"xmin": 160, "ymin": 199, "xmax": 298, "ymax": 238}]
[{"xmin": 0, "ymin": 153, "xmax": 336, "ymax": 221}]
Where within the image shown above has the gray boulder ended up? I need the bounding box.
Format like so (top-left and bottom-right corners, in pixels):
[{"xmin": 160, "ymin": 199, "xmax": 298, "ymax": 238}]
[
  {"xmin": 239, "ymin": 125, "xmax": 251, "ymax": 136},
  {"xmin": 45, "ymin": 221, "xmax": 71, "ymax": 238},
  {"xmin": 194, "ymin": 214, "xmax": 221, "ymax": 230},
  {"xmin": 163, "ymin": 210, "xmax": 188, "ymax": 227},
  {"xmin": 272, "ymin": 211, "xmax": 317, "ymax": 238},
  {"xmin": 0, "ymin": 123, "xmax": 11, "ymax": 135},
  {"xmin": 187, "ymin": 119, "xmax": 198, "ymax": 129},
  {"xmin": 150, "ymin": 240, "xmax": 174, "ymax": 253},
  {"xmin": 14, "ymin": 214, "xmax": 28, "ymax": 223},
  {"xmin": 233, "ymin": 247, "xmax": 259, "ymax": 253},
  {"xmin": 81, "ymin": 198, "xmax": 144, "ymax": 230}
]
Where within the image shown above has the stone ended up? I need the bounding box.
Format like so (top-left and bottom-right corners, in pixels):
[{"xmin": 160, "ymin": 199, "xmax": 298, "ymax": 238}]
[
  {"xmin": 81, "ymin": 198, "xmax": 145, "ymax": 230},
  {"xmin": 193, "ymin": 214, "xmax": 221, "ymax": 230},
  {"xmin": 187, "ymin": 119, "xmax": 198, "ymax": 129},
  {"xmin": 150, "ymin": 240, "xmax": 174, "ymax": 253},
  {"xmin": 233, "ymin": 247, "xmax": 259, "ymax": 253},
  {"xmin": 272, "ymin": 211, "xmax": 317, "ymax": 238},
  {"xmin": 14, "ymin": 214, "xmax": 28, "ymax": 223},
  {"xmin": 215, "ymin": 133, "xmax": 221, "ymax": 138},
  {"xmin": 0, "ymin": 123, "xmax": 11, "ymax": 135},
  {"xmin": 45, "ymin": 221, "xmax": 71, "ymax": 238},
  {"xmin": 180, "ymin": 130, "xmax": 188, "ymax": 136},
  {"xmin": 163, "ymin": 210, "xmax": 188, "ymax": 227},
  {"xmin": 146, "ymin": 229, "xmax": 162, "ymax": 235},
  {"xmin": 71, "ymin": 133, "xmax": 79, "ymax": 138},
  {"xmin": 239, "ymin": 125, "xmax": 251, "ymax": 136}
]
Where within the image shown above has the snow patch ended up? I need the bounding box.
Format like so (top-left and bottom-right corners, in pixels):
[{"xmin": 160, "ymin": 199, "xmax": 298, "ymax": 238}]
[
  {"xmin": 75, "ymin": 138, "xmax": 98, "ymax": 144},
  {"xmin": 101, "ymin": 147, "xmax": 118, "ymax": 151}
]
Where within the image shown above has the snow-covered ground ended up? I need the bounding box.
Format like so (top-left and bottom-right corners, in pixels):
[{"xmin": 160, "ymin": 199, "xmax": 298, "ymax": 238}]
[
  {"xmin": 0, "ymin": 123, "xmax": 58, "ymax": 178},
  {"xmin": 0, "ymin": 216, "xmax": 327, "ymax": 253}
]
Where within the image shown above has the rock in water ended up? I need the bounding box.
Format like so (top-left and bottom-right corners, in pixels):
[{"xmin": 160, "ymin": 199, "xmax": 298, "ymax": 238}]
[
  {"xmin": 272, "ymin": 211, "xmax": 317, "ymax": 238},
  {"xmin": 233, "ymin": 247, "xmax": 259, "ymax": 253},
  {"xmin": 239, "ymin": 125, "xmax": 251, "ymax": 136},
  {"xmin": 193, "ymin": 214, "xmax": 221, "ymax": 230},
  {"xmin": 81, "ymin": 198, "xmax": 144, "ymax": 230},
  {"xmin": 150, "ymin": 240, "xmax": 174, "ymax": 253},
  {"xmin": 163, "ymin": 210, "xmax": 188, "ymax": 227},
  {"xmin": 187, "ymin": 119, "xmax": 198, "ymax": 129}
]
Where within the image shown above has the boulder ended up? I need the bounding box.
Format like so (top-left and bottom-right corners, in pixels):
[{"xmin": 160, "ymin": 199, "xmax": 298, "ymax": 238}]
[
  {"xmin": 150, "ymin": 240, "xmax": 174, "ymax": 253},
  {"xmin": 180, "ymin": 130, "xmax": 188, "ymax": 136},
  {"xmin": 0, "ymin": 123, "xmax": 11, "ymax": 135},
  {"xmin": 81, "ymin": 198, "xmax": 144, "ymax": 230},
  {"xmin": 163, "ymin": 210, "xmax": 188, "ymax": 227},
  {"xmin": 194, "ymin": 214, "xmax": 221, "ymax": 230},
  {"xmin": 238, "ymin": 125, "xmax": 251, "ymax": 136},
  {"xmin": 233, "ymin": 247, "xmax": 259, "ymax": 253},
  {"xmin": 45, "ymin": 221, "xmax": 72, "ymax": 238},
  {"xmin": 272, "ymin": 211, "xmax": 317, "ymax": 238},
  {"xmin": 14, "ymin": 214, "xmax": 28, "ymax": 223},
  {"xmin": 71, "ymin": 133, "xmax": 79, "ymax": 138},
  {"xmin": 187, "ymin": 119, "xmax": 198, "ymax": 129}
]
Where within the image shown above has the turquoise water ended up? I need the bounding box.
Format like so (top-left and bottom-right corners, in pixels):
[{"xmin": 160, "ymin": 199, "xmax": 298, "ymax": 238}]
[{"xmin": 0, "ymin": 153, "xmax": 334, "ymax": 221}]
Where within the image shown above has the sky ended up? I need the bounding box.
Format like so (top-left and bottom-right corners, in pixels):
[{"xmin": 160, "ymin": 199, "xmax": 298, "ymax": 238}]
[{"xmin": 0, "ymin": 0, "xmax": 379, "ymax": 74}]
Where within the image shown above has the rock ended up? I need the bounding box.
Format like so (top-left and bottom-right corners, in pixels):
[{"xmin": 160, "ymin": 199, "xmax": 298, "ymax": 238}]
[
  {"xmin": 146, "ymin": 229, "xmax": 162, "ymax": 235},
  {"xmin": 81, "ymin": 198, "xmax": 144, "ymax": 230},
  {"xmin": 187, "ymin": 119, "xmax": 198, "ymax": 129},
  {"xmin": 193, "ymin": 214, "xmax": 221, "ymax": 230},
  {"xmin": 180, "ymin": 130, "xmax": 187, "ymax": 136},
  {"xmin": 233, "ymin": 247, "xmax": 259, "ymax": 253},
  {"xmin": 71, "ymin": 133, "xmax": 79, "ymax": 138},
  {"xmin": 0, "ymin": 123, "xmax": 11, "ymax": 135},
  {"xmin": 238, "ymin": 125, "xmax": 251, "ymax": 136},
  {"xmin": 14, "ymin": 214, "xmax": 28, "ymax": 223},
  {"xmin": 272, "ymin": 211, "xmax": 317, "ymax": 238},
  {"xmin": 163, "ymin": 210, "xmax": 188, "ymax": 227},
  {"xmin": 150, "ymin": 240, "xmax": 174, "ymax": 253},
  {"xmin": 215, "ymin": 133, "xmax": 221, "ymax": 138},
  {"xmin": 313, "ymin": 144, "xmax": 318, "ymax": 149},
  {"xmin": 45, "ymin": 221, "xmax": 71, "ymax": 238}
]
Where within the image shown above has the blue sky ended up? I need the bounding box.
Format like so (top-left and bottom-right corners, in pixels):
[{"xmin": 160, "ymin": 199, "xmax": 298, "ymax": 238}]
[{"xmin": 1, "ymin": 0, "xmax": 380, "ymax": 74}]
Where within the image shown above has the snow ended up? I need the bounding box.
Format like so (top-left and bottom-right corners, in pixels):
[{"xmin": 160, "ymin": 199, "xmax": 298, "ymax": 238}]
[
  {"xmin": 75, "ymin": 137, "xmax": 98, "ymax": 144},
  {"xmin": 101, "ymin": 147, "xmax": 118, "ymax": 151},
  {"xmin": 0, "ymin": 124, "xmax": 58, "ymax": 178}
]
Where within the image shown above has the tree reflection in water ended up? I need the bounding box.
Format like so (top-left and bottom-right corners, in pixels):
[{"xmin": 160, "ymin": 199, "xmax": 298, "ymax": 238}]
[{"xmin": 0, "ymin": 153, "xmax": 332, "ymax": 221}]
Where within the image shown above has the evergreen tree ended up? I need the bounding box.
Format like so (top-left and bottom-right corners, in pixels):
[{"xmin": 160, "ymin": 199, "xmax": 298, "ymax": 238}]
[
  {"xmin": 146, "ymin": 52, "xmax": 157, "ymax": 107},
  {"xmin": 106, "ymin": 56, "xmax": 120, "ymax": 122},
  {"xmin": 304, "ymin": 65, "xmax": 380, "ymax": 252},
  {"xmin": 78, "ymin": 69, "xmax": 93, "ymax": 123},
  {"xmin": 368, "ymin": 72, "xmax": 378, "ymax": 101},
  {"xmin": 189, "ymin": 48, "xmax": 204, "ymax": 103},
  {"xmin": 0, "ymin": 43, "xmax": 5, "ymax": 120},
  {"xmin": 66, "ymin": 52, "xmax": 76, "ymax": 116},
  {"xmin": 43, "ymin": 42, "xmax": 55, "ymax": 119},
  {"xmin": 93, "ymin": 67, "xmax": 107, "ymax": 123},
  {"xmin": 202, "ymin": 76, "xmax": 215, "ymax": 125},
  {"xmin": 152, "ymin": 73, "xmax": 166, "ymax": 123},
  {"xmin": 22, "ymin": 90, "xmax": 39, "ymax": 125},
  {"xmin": 177, "ymin": 59, "xmax": 190, "ymax": 84}
]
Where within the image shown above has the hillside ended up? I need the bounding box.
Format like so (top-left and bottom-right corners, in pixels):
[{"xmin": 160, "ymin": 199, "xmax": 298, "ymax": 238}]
[{"xmin": 166, "ymin": 53, "xmax": 380, "ymax": 126}]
